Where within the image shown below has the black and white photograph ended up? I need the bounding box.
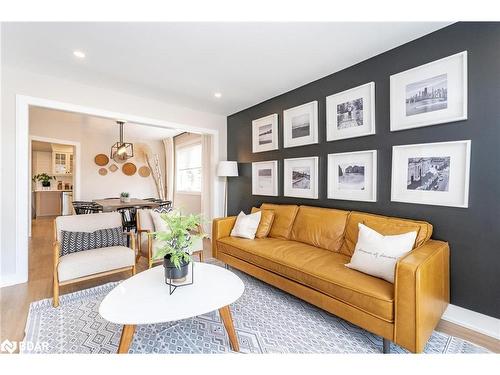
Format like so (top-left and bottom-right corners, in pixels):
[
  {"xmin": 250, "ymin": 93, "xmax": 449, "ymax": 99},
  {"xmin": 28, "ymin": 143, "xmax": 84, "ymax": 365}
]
[
  {"xmin": 292, "ymin": 167, "xmax": 310, "ymax": 189},
  {"xmin": 337, "ymin": 98, "xmax": 363, "ymax": 129},
  {"xmin": 283, "ymin": 101, "xmax": 318, "ymax": 148},
  {"xmin": 328, "ymin": 150, "xmax": 376, "ymax": 202},
  {"xmin": 405, "ymin": 74, "xmax": 448, "ymax": 116},
  {"xmin": 284, "ymin": 157, "xmax": 318, "ymax": 199},
  {"xmin": 338, "ymin": 163, "xmax": 365, "ymax": 190},
  {"xmin": 391, "ymin": 140, "xmax": 471, "ymax": 208},
  {"xmin": 407, "ymin": 157, "xmax": 450, "ymax": 191},
  {"xmin": 390, "ymin": 51, "xmax": 467, "ymax": 131},
  {"xmin": 252, "ymin": 114, "xmax": 278, "ymax": 153},
  {"xmin": 252, "ymin": 160, "xmax": 278, "ymax": 196},
  {"xmin": 326, "ymin": 82, "xmax": 375, "ymax": 141},
  {"xmin": 291, "ymin": 113, "xmax": 310, "ymax": 139}
]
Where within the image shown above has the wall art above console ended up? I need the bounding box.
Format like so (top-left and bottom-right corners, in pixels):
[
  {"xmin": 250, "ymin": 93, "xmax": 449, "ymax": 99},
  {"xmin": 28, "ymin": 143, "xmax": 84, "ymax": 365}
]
[
  {"xmin": 326, "ymin": 82, "xmax": 376, "ymax": 141},
  {"xmin": 283, "ymin": 101, "xmax": 318, "ymax": 148},
  {"xmin": 284, "ymin": 156, "xmax": 318, "ymax": 199},
  {"xmin": 252, "ymin": 113, "xmax": 279, "ymax": 153},
  {"xmin": 390, "ymin": 51, "xmax": 468, "ymax": 131},
  {"xmin": 391, "ymin": 140, "xmax": 471, "ymax": 208},
  {"xmin": 328, "ymin": 150, "xmax": 377, "ymax": 202}
]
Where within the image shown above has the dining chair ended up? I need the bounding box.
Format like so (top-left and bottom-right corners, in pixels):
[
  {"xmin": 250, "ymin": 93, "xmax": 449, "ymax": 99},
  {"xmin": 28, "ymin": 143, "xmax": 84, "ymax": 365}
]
[
  {"xmin": 117, "ymin": 206, "xmax": 138, "ymax": 233},
  {"xmin": 72, "ymin": 201, "xmax": 102, "ymax": 215}
]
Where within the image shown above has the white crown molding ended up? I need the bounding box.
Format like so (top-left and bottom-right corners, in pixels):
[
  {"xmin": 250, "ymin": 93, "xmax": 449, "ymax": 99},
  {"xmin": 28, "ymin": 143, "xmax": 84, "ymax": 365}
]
[{"xmin": 442, "ymin": 304, "xmax": 500, "ymax": 340}]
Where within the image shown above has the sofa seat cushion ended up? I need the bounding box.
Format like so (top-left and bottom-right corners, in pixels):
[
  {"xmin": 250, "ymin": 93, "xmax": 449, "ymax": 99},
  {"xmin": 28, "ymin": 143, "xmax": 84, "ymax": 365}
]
[
  {"xmin": 217, "ymin": 237, "xmax": 394, "ymax": 321},
  {"xmin": 58, "ymin": 246, "xmax": 135, "ymax": 282}
]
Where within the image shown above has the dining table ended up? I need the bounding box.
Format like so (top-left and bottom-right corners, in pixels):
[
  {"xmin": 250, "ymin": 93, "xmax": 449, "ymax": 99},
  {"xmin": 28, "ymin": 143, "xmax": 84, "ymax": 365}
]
[{"xmin": 93, "ymin": 198, "xmax": 160, "ymax": 212}]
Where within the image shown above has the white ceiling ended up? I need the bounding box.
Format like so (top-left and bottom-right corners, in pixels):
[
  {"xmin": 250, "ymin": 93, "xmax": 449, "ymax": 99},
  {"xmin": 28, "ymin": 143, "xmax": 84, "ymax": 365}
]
[
  {"xmin": 29, "ymin": 106, "xmax": 182, "ymax": 140},
  {"xmin": 2, "ymin": 22, "xmax": 451, "ymax": 115}
]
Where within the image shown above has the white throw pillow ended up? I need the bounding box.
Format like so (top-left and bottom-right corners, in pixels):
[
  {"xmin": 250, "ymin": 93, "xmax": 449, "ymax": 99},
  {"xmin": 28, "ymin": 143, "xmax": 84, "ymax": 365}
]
[
  {"xmin": 346, "ymin": 223, "xmax": 417, "ymax": 283},
  {"xmin": 150, "ymin": 210, "xmax": 169, "ymax": 233},
  {"xmin": 230, "ymin": 211, "xmax": 262, "ymax": 240}
]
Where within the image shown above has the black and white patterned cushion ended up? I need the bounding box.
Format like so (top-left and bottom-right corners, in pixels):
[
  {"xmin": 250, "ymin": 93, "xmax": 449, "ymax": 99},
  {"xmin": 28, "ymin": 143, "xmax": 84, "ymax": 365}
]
[
  {"xmin": 153, "ymin": 205, "xmax": 172, "ymax": 214},
  {"xmin": 60, "ymin": 226, "xmax": 126, "ymax": 256}
]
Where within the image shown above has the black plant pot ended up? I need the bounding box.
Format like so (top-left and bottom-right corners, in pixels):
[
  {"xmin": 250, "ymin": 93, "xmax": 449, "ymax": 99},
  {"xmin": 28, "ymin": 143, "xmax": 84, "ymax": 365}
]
[
  {"xmin": 163, "ymin": 255, "xmax": 190, "ymax": 282},
  {"xmin": 41, "ymin": 181, "xmax": 51, "ymax": 187}
]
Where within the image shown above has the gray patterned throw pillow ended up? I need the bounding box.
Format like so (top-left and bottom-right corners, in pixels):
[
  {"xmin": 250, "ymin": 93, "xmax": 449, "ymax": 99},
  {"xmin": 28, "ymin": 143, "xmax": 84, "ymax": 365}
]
[{"xmin": 60, "ymin": 226, "xmax": 126, "ymax": 256}]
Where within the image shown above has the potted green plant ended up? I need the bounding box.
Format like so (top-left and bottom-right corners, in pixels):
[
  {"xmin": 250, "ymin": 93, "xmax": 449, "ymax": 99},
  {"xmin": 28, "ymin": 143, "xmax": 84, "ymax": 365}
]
[
  {"xmin": 152, "ymin": 210, "xmax": 206, "ymax": 283},
  {"xmin": 120, "ymin": 192, "xmax": 130, "ymax": 203},
  {"xmin": 33, "ymin": 173, "xmax": 54, "ymax": 187}
]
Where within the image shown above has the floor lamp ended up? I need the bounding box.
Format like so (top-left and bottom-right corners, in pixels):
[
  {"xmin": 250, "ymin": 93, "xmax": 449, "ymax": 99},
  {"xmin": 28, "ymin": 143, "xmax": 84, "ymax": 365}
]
[{"xmin": 217, "ymin": 161, "xmax": 238, "ymax": 217}]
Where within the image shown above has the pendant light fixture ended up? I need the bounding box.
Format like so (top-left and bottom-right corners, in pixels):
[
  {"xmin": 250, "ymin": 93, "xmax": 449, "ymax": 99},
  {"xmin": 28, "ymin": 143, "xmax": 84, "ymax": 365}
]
[{"xmin": 110, "ymin": 120, "xmax": 134, "ymax": 162}]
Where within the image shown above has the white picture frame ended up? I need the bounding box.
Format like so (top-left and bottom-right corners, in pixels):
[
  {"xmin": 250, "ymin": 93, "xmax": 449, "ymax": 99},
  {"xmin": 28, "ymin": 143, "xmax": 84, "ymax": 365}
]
[
  {"xmin": 390, "ymin": 51, "xmax": 467, "ymax": 131},
  {"xmin": 252, "ymin": 114, "xmax": 278, "ymax": 153},
  {"xmin": 283, "ymin": 101, "xmax": 318, "ymax": 148},
  {"xmin": 284, "ymin": 157, "xmax": 318, "ymax": 199},
  {"xmin": 328, "ymin": 150, "xmax": 377, "ymax": 202},
  {"xmin": 326, "ymin": 82, "xmax": 376, "ymax": 141},
  {"xmin": 391, "ymin": 140, "xmax": 471, "ymax": 208},
  {"xmin": 252, "ymin": 160, "xmax": 279, "ymax": 196}
]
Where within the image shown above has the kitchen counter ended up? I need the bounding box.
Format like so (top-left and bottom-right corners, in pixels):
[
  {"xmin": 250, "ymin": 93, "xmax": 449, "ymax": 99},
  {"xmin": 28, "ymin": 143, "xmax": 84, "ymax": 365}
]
[{"xmin": 33, "ymin": 189, "xmax": 73, "ymax": 192}]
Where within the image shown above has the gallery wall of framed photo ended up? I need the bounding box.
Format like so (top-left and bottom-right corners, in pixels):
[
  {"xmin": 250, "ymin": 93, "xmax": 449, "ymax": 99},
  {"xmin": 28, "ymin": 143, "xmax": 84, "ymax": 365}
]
[{"xmin": 226, "ymin": 23, "xmax": 500, "ymax": 319}]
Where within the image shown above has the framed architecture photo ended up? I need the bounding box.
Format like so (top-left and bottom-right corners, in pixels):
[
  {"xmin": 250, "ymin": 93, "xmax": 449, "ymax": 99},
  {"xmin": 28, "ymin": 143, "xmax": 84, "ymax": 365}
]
[
  {"xmin": 391, "ymin": 140, "xmax": 471, "ymax": 208},
  {"xmin": 327, "ymin": 150, "xmax": 377, "ymax": 202},
  {"xmin": 283, "ymin": 101, "xmax": 318, "ymax": 148},
  {"xmin": 252, "ymin": 160, "xmax": 279, "ymax": 196},
  {"xmin": 390, "ymin": 51, "xmax": 467, "ymax": 131},
  {"xmin": 284, "ymin": 157, "xmax": 318, "ymax": 199},
  {"xmin": 252, "ymin": 114, "xmax": 278, "ymax": 153},
  {"xmin": 326, "ymin": 82, "xmax": 375, "ymax": 141}
]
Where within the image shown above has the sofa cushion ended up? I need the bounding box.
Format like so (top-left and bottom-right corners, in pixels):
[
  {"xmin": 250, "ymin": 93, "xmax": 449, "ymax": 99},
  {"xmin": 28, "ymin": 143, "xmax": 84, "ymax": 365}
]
[
  {"xmin": 251, "ymin": 207, "xmax": 275, "ymax": 238},
  {"xmin": 60, "ymin": 226, "xmax": 126, "ymax": 256},
  {"xmin": 290, "ymin": 205, "xmax": 349, "ymax": 252},
  {"xmin": 58, "ymin": 246, "xmax": 135, "ymax": 282},
  {"xmin": 217, "ymin": 236, "xmax": 394, "ymax": 321},
  {"xmin": 340, "ymin": 211, "xmax": 433, "ymax": 257},
  {"xmin": 260, "ymin": 203, "xmax": 299, "ymax": 239}
]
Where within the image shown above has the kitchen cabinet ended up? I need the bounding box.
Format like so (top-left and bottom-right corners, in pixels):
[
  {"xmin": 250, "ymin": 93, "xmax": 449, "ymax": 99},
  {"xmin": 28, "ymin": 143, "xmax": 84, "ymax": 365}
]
[
  {"xmin": 35, "ymin": 191, "xmax": 62, "ymax": 217},
  {"xmin": 52, "ymin": 152, "xmax": 73, "ymax": 176}
]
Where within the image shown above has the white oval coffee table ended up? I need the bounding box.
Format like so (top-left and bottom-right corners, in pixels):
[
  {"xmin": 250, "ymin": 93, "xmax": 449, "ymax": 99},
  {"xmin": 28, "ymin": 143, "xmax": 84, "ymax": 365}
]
[{"xmin": 99, "ymin": 262, "xmax": 245, "ymax": 353}]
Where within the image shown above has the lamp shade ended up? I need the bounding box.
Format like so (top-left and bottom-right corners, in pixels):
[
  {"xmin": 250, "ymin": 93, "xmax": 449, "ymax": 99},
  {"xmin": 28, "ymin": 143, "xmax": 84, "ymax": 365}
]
[{"xmin": 217, "ymin": 161, "xmax": 238, "ymax": 177}]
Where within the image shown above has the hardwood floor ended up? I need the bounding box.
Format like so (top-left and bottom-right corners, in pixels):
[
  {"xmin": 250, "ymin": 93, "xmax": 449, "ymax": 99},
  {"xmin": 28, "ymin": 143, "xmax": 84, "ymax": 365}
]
[{"xmin": 1, "ymin": 217, "xmax": 498, "ymax": 353}]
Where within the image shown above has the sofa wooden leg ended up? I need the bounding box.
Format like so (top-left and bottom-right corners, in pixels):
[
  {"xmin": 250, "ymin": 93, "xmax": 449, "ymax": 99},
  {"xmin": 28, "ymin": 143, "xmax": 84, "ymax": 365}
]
[
  {"xmin": 198, "ymin": 251, "xmax": 204, "ymax": 263},
  {"xmin": 383, "ymin": 338, "xmax": 391, "ymax": 354},
  {"xmin": 132, "ymin": 265, "xmax": 136, "ymax": 275}
]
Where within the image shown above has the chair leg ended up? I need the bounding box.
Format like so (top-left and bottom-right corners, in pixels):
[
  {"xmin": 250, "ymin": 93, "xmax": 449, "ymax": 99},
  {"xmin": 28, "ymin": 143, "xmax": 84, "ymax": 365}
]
[
  {"xmin": 383, "ymin": 338, "xmax": 391, "ymax": 354},
  {"xmin": 53, "ymin": 278, "xmax": 60, "ymax": 308},
  {"xmin": 132, "ymin": 265, "xmax": 136, "ymax": 275},
  {"xmin": 198, "ymin": 251, "xmax": 204, "ymax": 263}
]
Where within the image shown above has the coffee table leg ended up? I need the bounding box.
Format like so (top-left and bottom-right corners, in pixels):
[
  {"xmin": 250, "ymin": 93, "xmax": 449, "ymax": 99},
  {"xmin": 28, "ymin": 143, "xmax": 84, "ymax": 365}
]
[
  {"xmin": 219, "ymin": 305, "xmax": 239, "ymax": 352},
  {"xmin": 118, "ymin": 324, "xmax": 136, "ymax": 354}
]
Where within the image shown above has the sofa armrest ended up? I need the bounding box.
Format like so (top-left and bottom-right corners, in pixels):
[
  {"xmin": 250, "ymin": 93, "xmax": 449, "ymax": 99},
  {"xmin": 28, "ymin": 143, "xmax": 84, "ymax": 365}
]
[
  {"xmin": 211, "ymin": 216, "xmax": 236, "ymax": 258},
  {"xmin": 394, "ymin": 239, "xmax": 450, "ymax": 353}
]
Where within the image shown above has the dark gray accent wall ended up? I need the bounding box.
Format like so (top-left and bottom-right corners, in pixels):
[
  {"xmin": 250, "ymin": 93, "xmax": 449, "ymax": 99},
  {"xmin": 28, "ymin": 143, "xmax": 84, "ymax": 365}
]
[{"xmin": 226, "ymin": 22, "xmax": 500, "ymax": 318}]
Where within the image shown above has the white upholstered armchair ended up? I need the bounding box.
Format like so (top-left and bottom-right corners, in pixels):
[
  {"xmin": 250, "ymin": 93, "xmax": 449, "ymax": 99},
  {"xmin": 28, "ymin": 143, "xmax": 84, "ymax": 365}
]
[{"xmin": 52, "ymin": 212, "xmax": 136, "ymax": 307}]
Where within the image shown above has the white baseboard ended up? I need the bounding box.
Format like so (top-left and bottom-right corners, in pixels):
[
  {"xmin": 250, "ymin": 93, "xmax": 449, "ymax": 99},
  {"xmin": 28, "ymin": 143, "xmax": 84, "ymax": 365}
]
[
  {"xmin": 442, "ymin": 304, "xmax": 500, "ymax": 340},
  {"xmin": 0, "ymin": 272, "xmax": 27, "ymax": 288}
]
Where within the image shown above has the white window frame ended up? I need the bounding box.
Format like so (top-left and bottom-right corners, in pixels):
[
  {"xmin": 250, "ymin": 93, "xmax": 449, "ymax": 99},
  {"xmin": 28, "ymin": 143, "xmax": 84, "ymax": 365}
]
[{"xmin": 175, "ymin": 139, "xmax": 202, "ymax": 195}]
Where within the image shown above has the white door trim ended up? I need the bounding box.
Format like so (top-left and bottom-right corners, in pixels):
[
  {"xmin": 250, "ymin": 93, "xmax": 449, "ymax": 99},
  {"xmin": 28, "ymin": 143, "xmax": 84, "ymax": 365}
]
[
  {"xmin": 29, "ymin": 135, "xmax": 82, "ymax": 237},
  {"xmin": 6, "ymin": 94, "xmax": 221, "ymax": 287}
]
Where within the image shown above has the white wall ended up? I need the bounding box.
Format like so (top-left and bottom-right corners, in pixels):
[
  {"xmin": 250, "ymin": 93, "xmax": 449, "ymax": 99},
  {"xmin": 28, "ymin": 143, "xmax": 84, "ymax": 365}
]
[
  {"xmin": 1, "ymin": 65, "xmax": 227, "ymax": 281},
  {"xmin": 29, "ymin": 108, "xmax": 166, "ymax": 201}
]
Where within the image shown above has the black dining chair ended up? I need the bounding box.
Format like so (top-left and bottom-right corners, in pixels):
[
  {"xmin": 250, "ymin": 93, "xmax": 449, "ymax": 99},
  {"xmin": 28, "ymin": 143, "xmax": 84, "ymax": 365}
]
[
  {"xmin": 116, "ymin": 206, "xmax": 138, "ymax": 233},
  {"xmin": 72, "ymin": 201, "xmax": 102, "ymax": 215}
]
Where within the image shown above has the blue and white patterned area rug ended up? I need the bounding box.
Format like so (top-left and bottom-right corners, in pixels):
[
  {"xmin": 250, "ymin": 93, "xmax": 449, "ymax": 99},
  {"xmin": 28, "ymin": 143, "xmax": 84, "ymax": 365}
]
[{"xmin": 22, "ymin": 265, "xmax": 489, "ymax": 354}]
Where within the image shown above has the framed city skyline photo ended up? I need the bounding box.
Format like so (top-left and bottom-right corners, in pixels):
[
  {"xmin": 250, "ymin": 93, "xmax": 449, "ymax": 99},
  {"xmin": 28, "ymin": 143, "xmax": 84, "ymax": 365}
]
[
  {"xmin": 252, "ymin": 160, "xmax": 278, "ymax": 196},
  {"xmin": 283, "ymin": 101, "xmax": 318, "ymax": 148},
  {"xmin": 326, "ymin": 82, "xmax": 375, "ymax": 141},
  {"xmin": 284, "ymin": 157, "xmax": 318, "ymax": 199},
  {"xmin": 252, "ymin": 114, "xmax": 278, "ymax": 153},
  {"xmin": 328, "ymin": 150, "xmax": 377, "ymax": 202},
  {"xmin": 390, "ymin": 51, "xmax": 467, "ymax": 131},
  {"xmin": 391, "ymin": 140, "xmax": 471, "ymax": 208}
]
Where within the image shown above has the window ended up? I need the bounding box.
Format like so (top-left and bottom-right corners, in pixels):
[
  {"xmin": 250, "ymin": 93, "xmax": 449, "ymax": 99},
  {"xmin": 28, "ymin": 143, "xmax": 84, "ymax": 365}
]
[{"xmin": 176, "ymin": 142, "xmax": 202, "ymax": 193}]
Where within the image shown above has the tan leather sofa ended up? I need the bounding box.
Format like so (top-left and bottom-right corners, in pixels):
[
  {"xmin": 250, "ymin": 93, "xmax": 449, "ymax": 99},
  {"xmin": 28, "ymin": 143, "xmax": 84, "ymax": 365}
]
[{"xmin": 212, "ymin": 203, "xmax": 450, "ymax": 353}]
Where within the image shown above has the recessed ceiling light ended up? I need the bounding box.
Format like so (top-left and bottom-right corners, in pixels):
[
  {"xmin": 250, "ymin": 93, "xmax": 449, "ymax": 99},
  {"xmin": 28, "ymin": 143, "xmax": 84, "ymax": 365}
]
[
  {"xmin": 214, "ymin": 92, "xmax": 222, "ymax": 99},
  {"xmin": 73, "ymin": 50, "xmax": 86, "ymax": 59}
]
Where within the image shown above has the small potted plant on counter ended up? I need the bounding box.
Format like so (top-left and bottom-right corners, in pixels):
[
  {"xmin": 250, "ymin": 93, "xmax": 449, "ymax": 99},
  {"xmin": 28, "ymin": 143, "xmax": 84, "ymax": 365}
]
[
  {"xmin": 120, "ymin": 192, "xmax": 131, "ymax": 203},
  {"xmin": 153, "ymin": 210, "xmax": 206, "ymax": 285},
  {"xmin": 33, "ymin": 173, "xmax": 54, "ymax": 188}
]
